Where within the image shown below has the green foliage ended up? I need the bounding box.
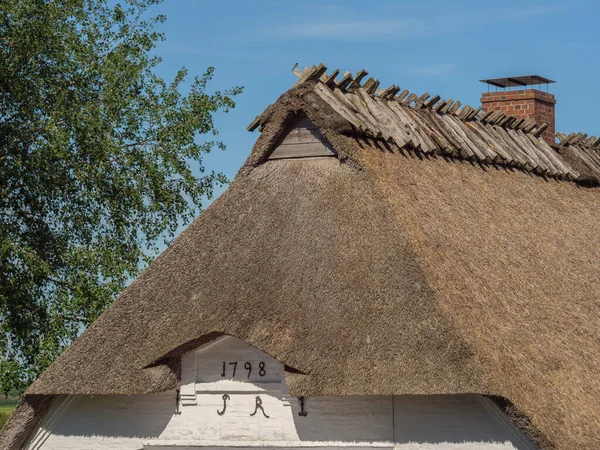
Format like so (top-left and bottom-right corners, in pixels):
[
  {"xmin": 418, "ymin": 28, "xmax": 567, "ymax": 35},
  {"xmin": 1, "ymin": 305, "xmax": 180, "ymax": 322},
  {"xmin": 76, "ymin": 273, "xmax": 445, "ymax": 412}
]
[{"xmin": 0, "ymin": 0, "xmax": 242, "ymax": 391}]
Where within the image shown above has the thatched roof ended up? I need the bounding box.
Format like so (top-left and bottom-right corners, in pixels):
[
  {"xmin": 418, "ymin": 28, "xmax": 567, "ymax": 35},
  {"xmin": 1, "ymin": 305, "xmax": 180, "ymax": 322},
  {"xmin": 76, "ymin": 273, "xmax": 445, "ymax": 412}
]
[{"xmin": 2, "ymin": 65, "xmax": 599, "ymax": 450}]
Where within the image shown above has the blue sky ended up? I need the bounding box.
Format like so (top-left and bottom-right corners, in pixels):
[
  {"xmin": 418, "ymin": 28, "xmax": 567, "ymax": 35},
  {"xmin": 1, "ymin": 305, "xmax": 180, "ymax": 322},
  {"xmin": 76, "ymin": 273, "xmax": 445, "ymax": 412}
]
[{"xmin": 149, "ymin": 0, "xmax": 597, "ymax": 238}]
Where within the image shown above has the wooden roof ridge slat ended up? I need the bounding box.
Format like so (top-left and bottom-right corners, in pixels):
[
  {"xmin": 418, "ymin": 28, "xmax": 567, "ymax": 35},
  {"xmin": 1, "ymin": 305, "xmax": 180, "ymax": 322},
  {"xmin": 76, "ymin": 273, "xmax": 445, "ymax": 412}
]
[
  {"xmin": 336, "ymin": 89, "xmax": 384, "ymax": 138},
  {"xmin": 299, "ymin": 64, "xmax": 499, "ymax": 127},
  {"xmin": 458, "ymin": 117, "xmax": 499, "ymax": 163},
  {"xmin": 379, "ymin": 85, "xmax": 401, "ymax": 100},
  {"xmin": 532, "ymin": 123, "xmax": 549, "ymax": 138},
  {"xmin": 377, "ymin": 97, "xmax": 431, "ymax": 151},
  {"xmin": 561, "ymin": 132, "xmax": 576, "ymax": 146},
  {"xmin": 527, "ymin": 134, "xmax": 575, "ymax": 178},
  {"xmin": 510, "ymin": 128, "xmax": 554, "ymax": 176},
  {"xmin": 415, "ymin": 92, "xmax": 430, "ymax": 109},
  {"xmin": 404, "ymin": 105, "xmax": 445, "ymax": 152},
  {"xmin": 247, "ymin": 115, "xmax": 262, "ymax": 132},
  {"xmin": 381, "ymin": 100, "xmax": 423, "ymax": 147},
  {"xmin": 439, "ymin": 99, "xmax": 454, "ymax": 115},
  {"xmin": 345, "ymin": 89, "xmax": 392, "ymax": 140},
  {"xmin": 556, "ymin": 132, "xmax": 568, "ymax": 144},
  {"xmin": 511, "ymin": 118, "xmax": 526, "ymax": 130},
  {"xmin": 522, "ymin": 120, "xmax": 538, "ymax": 134},
  {"xmin": 466, "ymin": 106, "xmax": 481, "ymax": 121},
  {"xmin": 337, "ymin": 71, "xmax": 355, "ymax": 91},
  {"xmin": 295, "ymin": 63, "xmax": 327, "ymax": 86},
  {"xmin": 556, "ymin": 130, "xmax": 600, "ymax": 148},
  {"xmin": 583, "ymin": 135, "xmax": 597, "ymax": 147},
  {"xmin": 434, "ymin": 114, "xmax": 477, "ymax": 160},
  {"xmin": 498, "ymin": 126, "xmax": 541, "ymax": 171},
  {"xmin": 505, "ymin": 127, "xmax": 542, "ymax": 172},
  {"xmin": 366, "ymin": 93, "xmax": 414, "ymax": 148},
  {"xmin": 422, "ymin": 109, "xmax": 466, "ymax": 158},
  {"xmin": 485, "ymin": 124, "xmax": 532, "ymax": 170},
  {"xmin": 479, "ymin": 110, "xmax": 495, "ymax": 123},
  {"xmin": 468, "ymin": 120, "xmax": 515, "ymax": 164},
  {"xmin": 445, "ymin": 115, "xmax": 492, "ymax": 162},
  {"xmin": 418, "ymin": 108, "xmax": 460, "ymax": 156},
  {"xmin": 357, "ymin": 88, "xmax": 414, "ymax": 148},
  {"xmin": 323, "ymin": 69, "xmax": 340, "ymax": 88},
  {"xmin": 448, "ymin": 100, "xmax": 462, "ymax": 115},
  {"xmin": 577, "ymin": 146, "xmax": 600, "ymax": 171},
  {"xmin": 403, "ymin": 93, "xmax": 418, "ymax": 107},
  {"xmin": 348, "ymin": 69, "xmax": 369, "ymax": 91},
  {"xmin": 363, "ymin": 77, "xmax": 380, "ymax": 95},
  {"xmin": 312, "ymin": 82, "xmax": 368, "ymax": 132},
  {"xmin": 395, "ymin": 90, "xmax": 410, "ymax": 103},
  {"xmin": 499, "ymin": 116, "xmax": 515, "ymax": 128},
  {"xmin": 434, "ymin": 100, "xmax": 448, "ymax": 114},
  {"xmin": 492, "ymin": 112, "xmax": 507, "ymax": 126},
  {"xmin": 568, "ymin": 144, "xmax": 600, "ymax": 174},
  {"xmin": 457, "ymin": 105, "xmax": 473, "ymax": 120},
  {"xmin": 390, "ymin": 102, "xmax": 439, "ymax": 152},
  {"xmin": 424, "ymin": 95, "xmax": 441, "ymax": 109}
]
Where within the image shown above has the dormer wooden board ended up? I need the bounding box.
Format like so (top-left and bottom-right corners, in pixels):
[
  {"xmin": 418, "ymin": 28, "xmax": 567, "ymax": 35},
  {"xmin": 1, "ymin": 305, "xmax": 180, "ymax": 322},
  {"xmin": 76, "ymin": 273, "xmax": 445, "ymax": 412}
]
[{"xmin": 267, "ymin": 115, "xmax": 336, "ymax": 160}]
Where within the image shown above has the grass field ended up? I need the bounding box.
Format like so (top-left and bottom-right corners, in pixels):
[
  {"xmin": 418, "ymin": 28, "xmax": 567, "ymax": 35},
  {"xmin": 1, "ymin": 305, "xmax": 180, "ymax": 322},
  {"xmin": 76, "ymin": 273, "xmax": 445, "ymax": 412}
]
[{"xmin": 0, "ymin": 403, "xmax": 17, "ymax": 430}]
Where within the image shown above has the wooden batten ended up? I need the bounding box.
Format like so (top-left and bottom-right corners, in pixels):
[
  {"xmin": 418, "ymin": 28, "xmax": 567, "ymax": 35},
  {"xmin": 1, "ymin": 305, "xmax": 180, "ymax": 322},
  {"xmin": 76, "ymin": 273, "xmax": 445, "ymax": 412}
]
[
  {"xmin": 533, "ymin": 123, "xmax": 549, "ymax": 138},
  {"xmin": 363, "ymin": 77, "xmax": 380, "ymax": 95},
  {"xmin": 440, "ymin": 99, "xmax": 454, "ymax": 114},
  {"xmin": 395, "ymin": 90, "xmax": 410, "ymax": 103},
  {"xmin": 458, "ymin": 106, "xmax": 473, "ymax": 120},
  {"xmin": 380, "ymin": 85, "xmax": 400, "ymax": 100},
  {"xmin": 247, "ymin": 115, "xmax": 262, "ymax": 132},
  {"xmin": 415, "ymin": 92, "xmax": 430, "ymax": 108},
  {"xmin": 434, "ymin": 100, "xmax": 448, "ymax": 113},
  {"xmin": 467, "ymin": 106, "xmax": 482, "ymax": 121},
  {"xmin": 337, "ymin": 71, "xmax": 354, "ymax": 91},
  {"xmin": 449, "ymin": 101, "xmax": 462, "ymax": 115},
  {"xmin": 267, "ymin": 114, "xmax": 336, "ymax": 160},
  {"xmin": 348, "ymin": 69, "xmax": 369, "ymax": 90},
  {"xmin": 424, "ymin": 95, "xmax": 441, "ymax": 109},
  {"xmin": 512, "ymin": 118, "xmax": 525, "ymax": 130},
  {"xmin": 480, "ymin": 110, "xmax": 495, "ymax": 123},
  {"xmin": 583, "ymin": 135, "xmax": 596, "ymax": 146},
  {"xmin": 324, "ymin": 69, "xmax": 340, "ymax": 88},
  {"xmin": 403, "ymin": 93, "xmax": 418, "ymax": 106}
]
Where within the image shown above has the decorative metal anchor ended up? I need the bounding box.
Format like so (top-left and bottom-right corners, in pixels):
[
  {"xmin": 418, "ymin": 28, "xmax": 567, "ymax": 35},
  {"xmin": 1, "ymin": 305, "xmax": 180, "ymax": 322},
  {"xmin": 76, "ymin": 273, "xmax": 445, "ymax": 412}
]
[
  {"xmin": 298, "ymin": 396, "xmax": 307, "ymax": 417},
  {"xmin": 217, "ymin": 394, "xmax": 230, "ymax": 416},
  {"xmin": 174, "ymin": 389, "xmax": 181, "ymax": 415},
  {"xmin": 249, "ymin": 395, "xmax": 269, "ymax": 418}
]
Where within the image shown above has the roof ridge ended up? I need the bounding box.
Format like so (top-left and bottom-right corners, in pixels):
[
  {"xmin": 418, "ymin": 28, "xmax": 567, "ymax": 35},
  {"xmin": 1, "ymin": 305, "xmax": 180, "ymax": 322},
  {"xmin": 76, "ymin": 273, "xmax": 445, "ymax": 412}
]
[
  {"xmin": 291, "ymin": 64, "xmax": 550, "ymax": 138},
  {"xmin": 247, "ymin": 63, "xmax": 600, "ymax": 185},
  {"xmin": 556, "ymin": 131, "xmax": 600, "ymax": 149}
]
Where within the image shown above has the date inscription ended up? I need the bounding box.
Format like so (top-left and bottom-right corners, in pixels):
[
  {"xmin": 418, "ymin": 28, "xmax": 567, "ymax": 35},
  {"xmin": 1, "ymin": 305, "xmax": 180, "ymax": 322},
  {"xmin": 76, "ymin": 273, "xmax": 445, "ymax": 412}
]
[{"xmin": 221, "ymin": 361, "xmax": 266, "ymax": 378}]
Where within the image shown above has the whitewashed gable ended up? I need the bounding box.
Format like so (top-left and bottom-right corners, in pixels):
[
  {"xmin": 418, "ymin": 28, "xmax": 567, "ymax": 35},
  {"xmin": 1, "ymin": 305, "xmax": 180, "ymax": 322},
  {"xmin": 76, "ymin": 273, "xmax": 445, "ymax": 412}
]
[{"xmin": 25, "ymin": 336, "xmax": 536, "ymax": 450}]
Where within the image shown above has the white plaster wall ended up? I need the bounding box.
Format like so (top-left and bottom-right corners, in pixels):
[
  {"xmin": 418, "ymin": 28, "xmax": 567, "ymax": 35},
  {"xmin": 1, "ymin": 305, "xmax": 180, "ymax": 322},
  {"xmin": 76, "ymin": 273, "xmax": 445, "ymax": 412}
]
[{"xmin": 26, "ymin": 337, "xmax": 536, "ymax": 450}]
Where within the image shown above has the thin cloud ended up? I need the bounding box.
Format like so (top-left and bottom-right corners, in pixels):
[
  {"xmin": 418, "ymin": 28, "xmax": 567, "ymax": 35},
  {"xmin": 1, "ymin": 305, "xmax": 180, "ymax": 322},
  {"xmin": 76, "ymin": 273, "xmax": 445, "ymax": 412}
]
[
  {"xmin": 257, "ymin": 4, "xmax": 571, "ymax": 41},
  {"xmin": 268, "ymin": 18, "xmax": 427, "ymax": 41},
  {"xmin": 406, "ymin": 64, "xmax": 457, "ymax": 76}
]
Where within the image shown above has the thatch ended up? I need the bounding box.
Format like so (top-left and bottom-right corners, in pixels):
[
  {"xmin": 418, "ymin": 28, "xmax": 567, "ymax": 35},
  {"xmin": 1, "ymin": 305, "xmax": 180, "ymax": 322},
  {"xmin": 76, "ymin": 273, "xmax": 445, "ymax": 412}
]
[
  {"xmin": 2, "ymin": 67, "xmax": 599, "ymax": 450},
  {"xmin": 0, "ymin": 396, "xmax": 52, "ymax": 450}
]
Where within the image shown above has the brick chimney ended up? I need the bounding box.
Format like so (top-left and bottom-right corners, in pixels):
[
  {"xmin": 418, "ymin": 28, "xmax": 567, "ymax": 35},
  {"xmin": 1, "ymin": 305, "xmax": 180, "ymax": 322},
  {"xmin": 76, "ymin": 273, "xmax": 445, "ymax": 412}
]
[{"xmin": 480, "ymin": 76, "xmax": 556, "ymax": 145}]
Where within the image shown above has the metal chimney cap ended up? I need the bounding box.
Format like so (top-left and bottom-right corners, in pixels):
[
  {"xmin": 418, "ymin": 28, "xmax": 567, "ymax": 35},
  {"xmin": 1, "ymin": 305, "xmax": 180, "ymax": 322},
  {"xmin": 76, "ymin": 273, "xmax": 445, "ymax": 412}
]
[{"xmin": 480, "ymin": 75, "xmax": 556, "ymax": 89}]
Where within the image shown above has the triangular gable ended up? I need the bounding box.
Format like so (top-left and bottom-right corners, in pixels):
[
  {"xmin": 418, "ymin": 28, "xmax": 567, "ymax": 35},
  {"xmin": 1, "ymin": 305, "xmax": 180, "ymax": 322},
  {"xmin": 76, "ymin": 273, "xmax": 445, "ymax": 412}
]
[
  {"xmin": 180, "ymin": 335, "xmax": 285, "ymax": 406},
  {"xmin": 267, "ymin": 114, "xmax": 336, "ymax": 160}
]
